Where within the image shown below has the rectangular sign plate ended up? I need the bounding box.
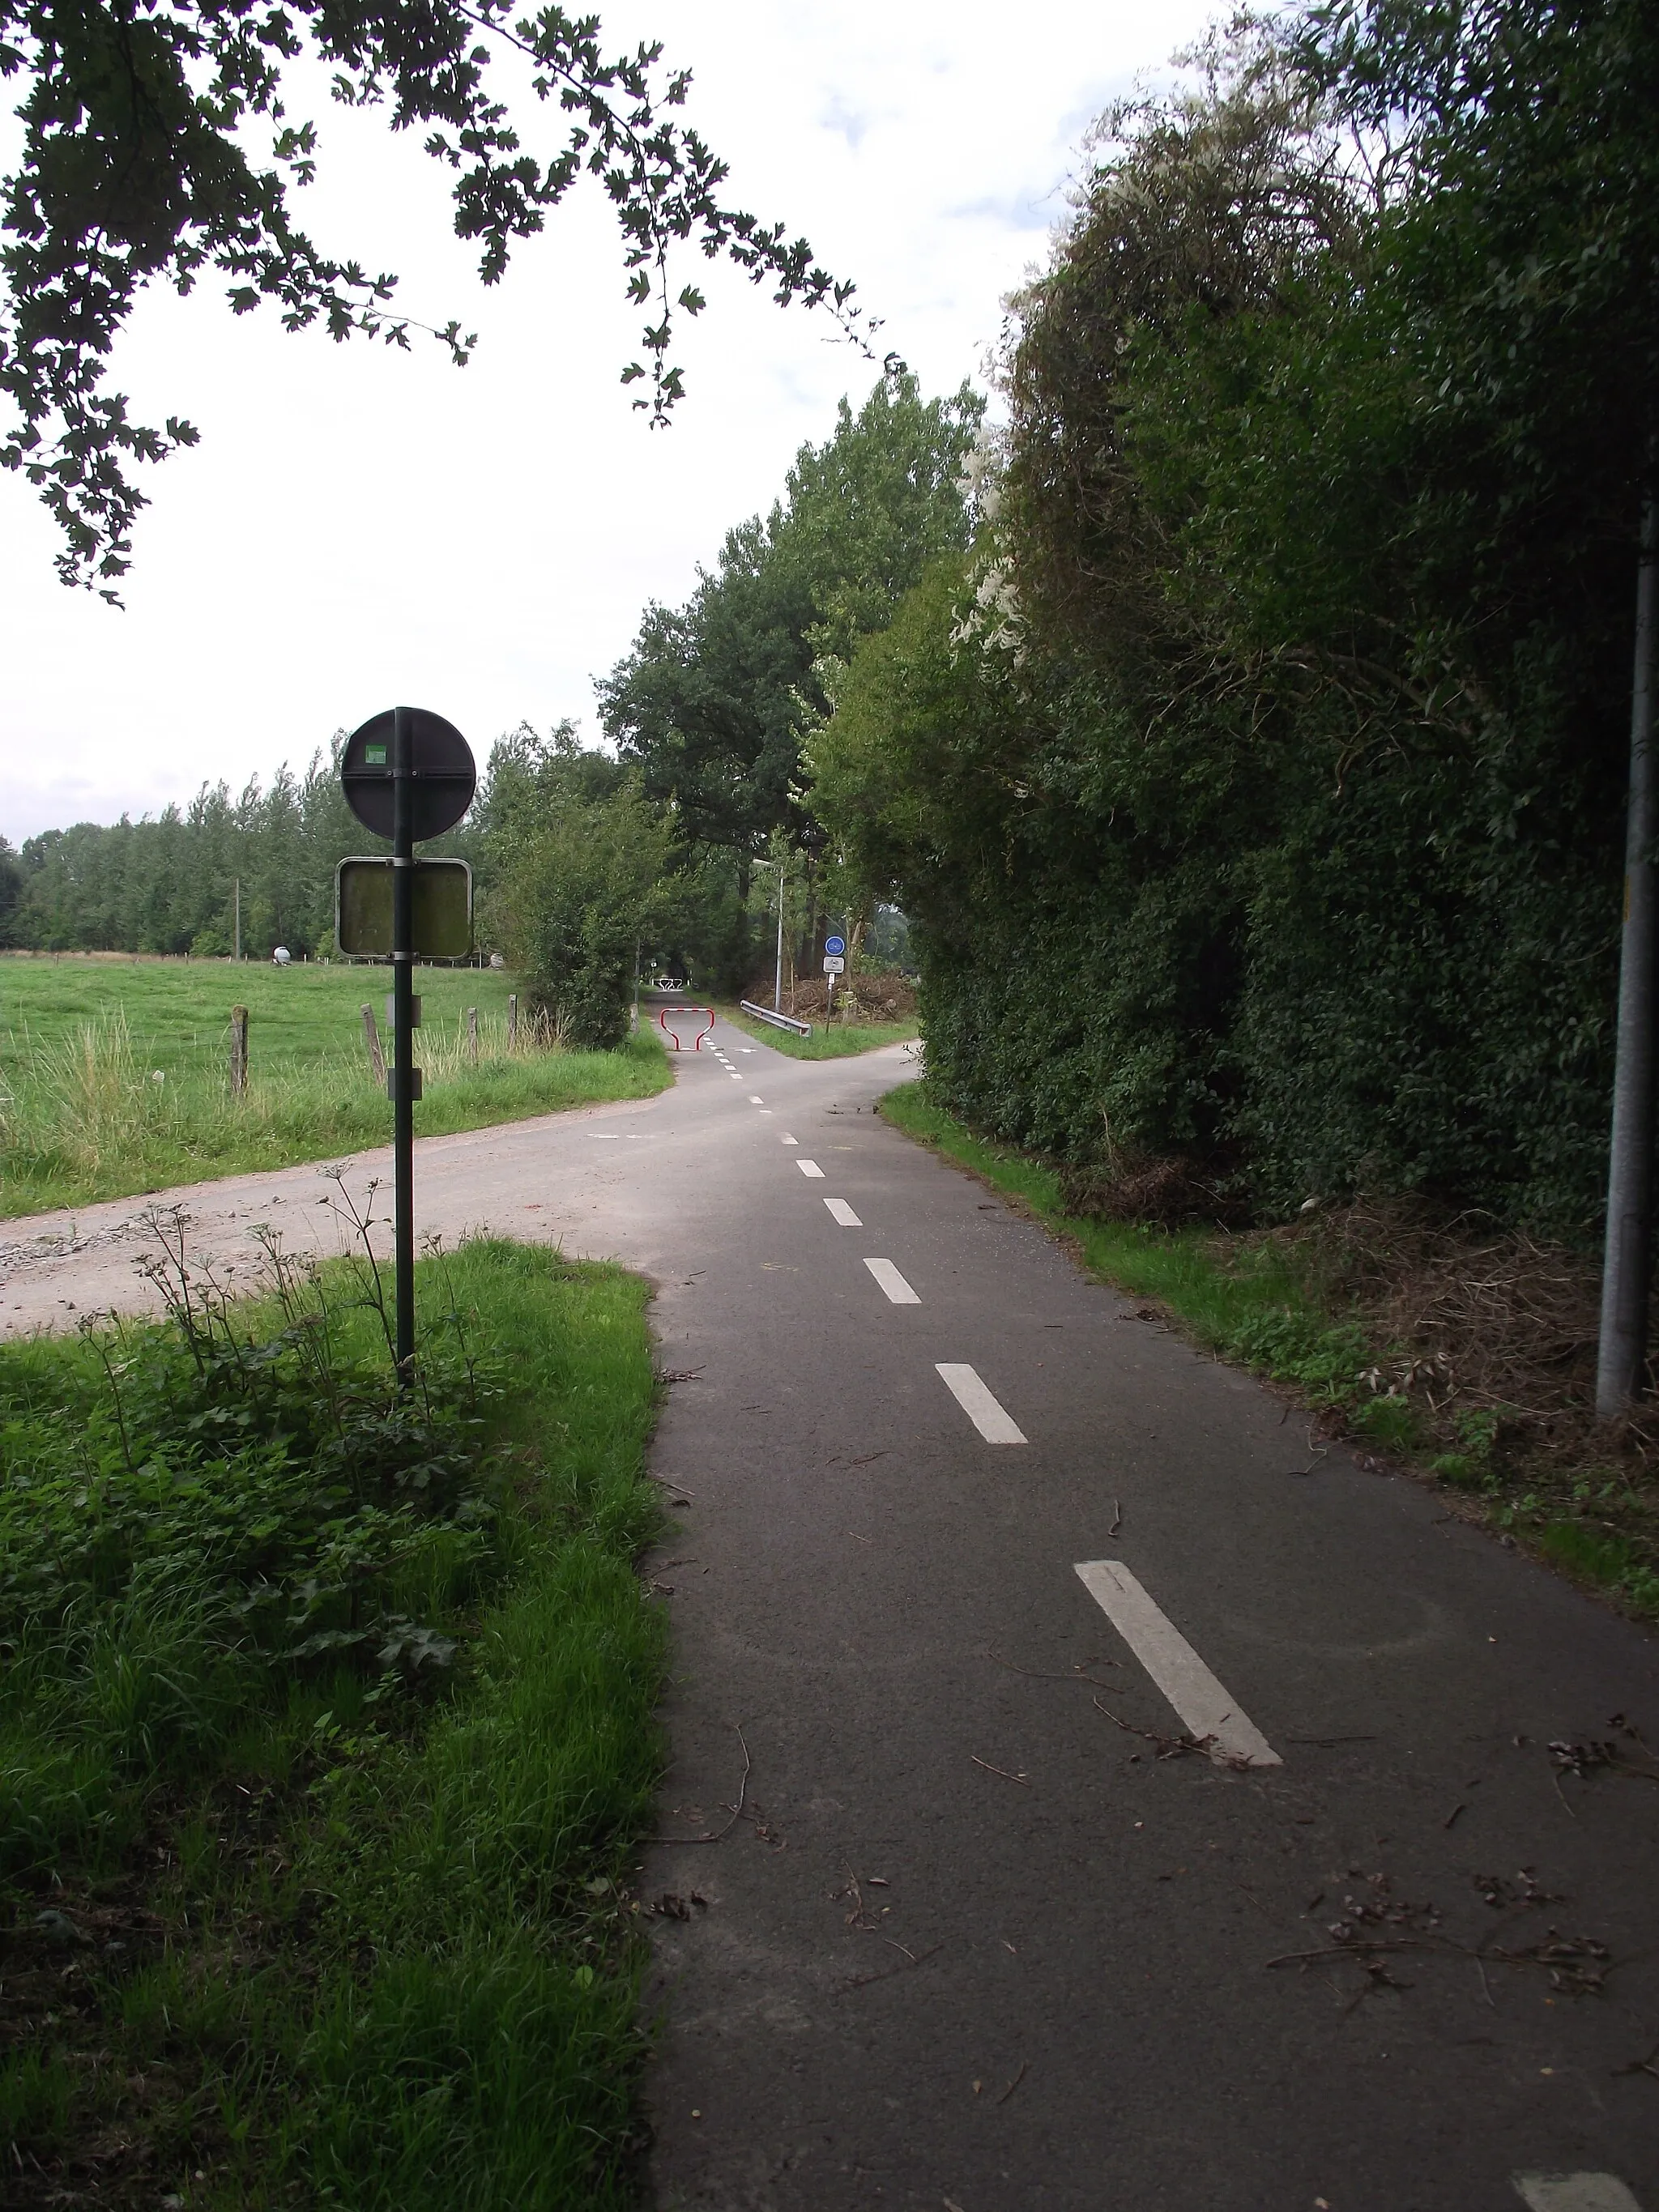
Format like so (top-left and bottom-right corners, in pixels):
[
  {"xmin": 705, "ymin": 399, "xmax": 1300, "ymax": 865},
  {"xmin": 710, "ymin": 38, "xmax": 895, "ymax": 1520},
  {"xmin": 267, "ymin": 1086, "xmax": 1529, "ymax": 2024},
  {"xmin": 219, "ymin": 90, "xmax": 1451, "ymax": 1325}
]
[
  {"xmin": 822, "ymin": 954, "xmax": 846, "ymax": 974},
  {"xmin": 336, "ymin": 857, "xmax": 473, "ymax": 960}
]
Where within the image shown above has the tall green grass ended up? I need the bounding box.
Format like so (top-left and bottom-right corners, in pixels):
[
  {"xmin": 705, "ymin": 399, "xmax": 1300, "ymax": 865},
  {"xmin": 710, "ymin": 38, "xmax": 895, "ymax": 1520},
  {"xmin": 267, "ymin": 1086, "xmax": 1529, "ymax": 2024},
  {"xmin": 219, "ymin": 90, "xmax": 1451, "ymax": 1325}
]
[
  {"xmin": 0, "ymin": 1001, "xmax": 668, "ymax": 1216},
  {"xmin": 0, "ymin": 1234, "xmax": 667, "ymax": 2205}
]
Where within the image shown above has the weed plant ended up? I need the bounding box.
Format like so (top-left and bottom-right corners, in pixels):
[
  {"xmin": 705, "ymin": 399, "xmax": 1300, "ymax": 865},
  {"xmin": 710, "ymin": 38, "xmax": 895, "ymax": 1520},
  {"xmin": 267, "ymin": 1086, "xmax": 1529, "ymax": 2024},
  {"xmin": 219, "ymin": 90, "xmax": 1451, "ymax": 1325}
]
[
  {"xmin": 0, "ymin": 1208, "xmax": 666, "ymax": 2206},
  {"xmin": 881, "ymin": 1080, "xmax": 1659, "ymax": 1622}
]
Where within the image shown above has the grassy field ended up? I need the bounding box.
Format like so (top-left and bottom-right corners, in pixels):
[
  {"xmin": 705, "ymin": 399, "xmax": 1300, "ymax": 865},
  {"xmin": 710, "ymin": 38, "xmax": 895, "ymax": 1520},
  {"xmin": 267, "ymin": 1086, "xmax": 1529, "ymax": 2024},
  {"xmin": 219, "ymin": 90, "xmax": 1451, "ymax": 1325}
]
[
  {"xmin": 0, "ymin": 957, "xmax": 670, "ymax": 1217},
  {"xmin": 719, "ymin": 1001, "xmax": 920, "ymax": 1059},
  {"xmin": 882, "ymin": 1080, "xmax": 1659, "ymax": 1624},
  {"xmin": 0, "ymin": 1234, "xmax": 667, "ymax": 2207}
]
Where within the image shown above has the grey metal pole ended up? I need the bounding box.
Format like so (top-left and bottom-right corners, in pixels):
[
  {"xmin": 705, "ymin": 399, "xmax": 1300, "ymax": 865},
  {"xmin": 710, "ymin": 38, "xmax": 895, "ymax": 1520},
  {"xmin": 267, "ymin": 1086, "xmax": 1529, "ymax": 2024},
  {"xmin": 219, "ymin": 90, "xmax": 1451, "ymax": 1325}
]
[
  {"xmin": 392, "ymin": 705, "xmax": 417, "ymax": 1383},
  {"xmin": 774, "ymin": 867, "xmax": 785, "ymax": 1012},
  {"xmin": 1597, "ymin": 486, "xmax": 1659, "ymax": 1415}
]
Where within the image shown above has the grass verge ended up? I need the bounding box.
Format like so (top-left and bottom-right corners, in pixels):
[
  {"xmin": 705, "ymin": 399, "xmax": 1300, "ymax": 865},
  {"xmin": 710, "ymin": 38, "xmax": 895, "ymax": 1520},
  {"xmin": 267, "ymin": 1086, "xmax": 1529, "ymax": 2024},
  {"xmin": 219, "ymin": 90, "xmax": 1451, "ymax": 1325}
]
[
  {"xmin": 719, "ymin": 1003, "xmax": 919, "ymax": 1060},
  {"xmin": 1, "ymin": 1016, "xmax": 669, "ymax": 1218},
  {"xmin": 881, "ymin": 1080, "xmax": 1659, "ymax": 1624},
  {"xmin": 1, "ymin": 1230, "xmax": 667, "ymax": 2206}
]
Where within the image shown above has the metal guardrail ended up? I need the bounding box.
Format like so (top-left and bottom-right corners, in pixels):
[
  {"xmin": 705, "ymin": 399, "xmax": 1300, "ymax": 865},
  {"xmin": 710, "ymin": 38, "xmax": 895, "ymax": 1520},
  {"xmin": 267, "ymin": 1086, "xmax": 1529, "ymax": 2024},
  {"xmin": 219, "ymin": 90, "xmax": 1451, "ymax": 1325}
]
[{"xmin": 740, "ymin": 999, "xmax": 813, "ymax": 1037}]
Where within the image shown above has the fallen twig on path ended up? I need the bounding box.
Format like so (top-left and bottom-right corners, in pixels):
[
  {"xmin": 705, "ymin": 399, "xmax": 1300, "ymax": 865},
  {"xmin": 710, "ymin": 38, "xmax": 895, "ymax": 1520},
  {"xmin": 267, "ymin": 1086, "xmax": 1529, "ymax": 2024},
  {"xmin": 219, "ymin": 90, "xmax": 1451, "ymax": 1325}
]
[
  {"xmin": 971, "ymin": 1755, "xmax": 1030, "ymax": 1787},
  {"xmin": 844, "ymin": 1941, "xmax": 944, "ymax": 1991},
  {"xmin": 996, "ymin": 2060, "xmax": 1028, "ymax": 2105},
  {"xmin": 1092, "ymin": 1694, "xmax": 1212, "ymax": 1762},
  {"xmin": 987, "ymin": 1649, "xmax": 1122, "ymax": 1689},
  {"xmin": 1266, "ymin": 1928, "xmax": 1612, "ymax": 1995},
  {"xmin": 650, "ymin": 1725, "xmax": 752, "ymax": 1845},
  {"xmin": 1285, "ymin": 1428, "xmax": 1330, "ymax": 1476},
  {"xmin": 837, "ymin": 1864, "xmax": 880, "ymax": 1930}
]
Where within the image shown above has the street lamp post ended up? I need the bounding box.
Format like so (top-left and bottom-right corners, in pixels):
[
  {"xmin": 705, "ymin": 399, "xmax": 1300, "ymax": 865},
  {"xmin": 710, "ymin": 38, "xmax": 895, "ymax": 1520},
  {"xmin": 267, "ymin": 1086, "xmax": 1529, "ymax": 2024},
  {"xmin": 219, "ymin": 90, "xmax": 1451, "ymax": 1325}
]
[{"xmin": 755, "ymin": 858, "xmax": 786, "ymax": 1011}]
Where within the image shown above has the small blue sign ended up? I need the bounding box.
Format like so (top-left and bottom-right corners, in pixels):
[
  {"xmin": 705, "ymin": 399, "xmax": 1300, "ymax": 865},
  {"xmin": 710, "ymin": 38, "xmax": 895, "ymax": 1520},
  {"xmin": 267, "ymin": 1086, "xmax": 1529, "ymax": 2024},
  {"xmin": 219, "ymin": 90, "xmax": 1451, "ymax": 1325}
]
[{"xmin": 824, "ymin": 934, "xmax": 847, "ymax": 957}]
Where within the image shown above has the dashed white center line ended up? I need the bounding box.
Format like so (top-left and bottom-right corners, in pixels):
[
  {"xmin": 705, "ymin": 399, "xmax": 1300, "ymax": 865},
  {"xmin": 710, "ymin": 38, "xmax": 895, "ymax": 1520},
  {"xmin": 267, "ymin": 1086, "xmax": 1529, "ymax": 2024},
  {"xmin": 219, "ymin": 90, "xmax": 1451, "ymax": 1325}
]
[
  {"xmin": 935, "ymin": 1363, "xmax": 1026, "ymax": 1443},
  {"xmin": 1073, "ymin": 1560, "xmax": 1282, "ymax": 1769},
  {"xmin": 864, "ymin": 1258, "xmax": 919, "ymax": 1305},
  {"xmin": 749, "ymin": 1095, "xmax": 764, "ymax": 1103},
  {"xmin": 1514, "ymin": 2180, "xmax": 1645, "ymax": 2212},
  {"xmin": 781, "ymin": 1135, "xmax": 797, "ymax": 1145},
  {"xmin": 796, "ymin": 1159, "xmax": 825, "ymax": 1178},
  {"xmin": 824, "ymin": 1198, "xmax": 861, "ymax": 1226}
]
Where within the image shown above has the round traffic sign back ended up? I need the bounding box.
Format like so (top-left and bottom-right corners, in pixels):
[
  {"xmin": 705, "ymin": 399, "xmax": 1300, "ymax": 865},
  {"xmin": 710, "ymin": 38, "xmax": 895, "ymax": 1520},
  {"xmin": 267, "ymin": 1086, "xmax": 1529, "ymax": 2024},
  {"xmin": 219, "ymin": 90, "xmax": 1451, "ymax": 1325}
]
[{"xmin": 342, "ymin": 709, "xmax": 476, "ymax": 841}]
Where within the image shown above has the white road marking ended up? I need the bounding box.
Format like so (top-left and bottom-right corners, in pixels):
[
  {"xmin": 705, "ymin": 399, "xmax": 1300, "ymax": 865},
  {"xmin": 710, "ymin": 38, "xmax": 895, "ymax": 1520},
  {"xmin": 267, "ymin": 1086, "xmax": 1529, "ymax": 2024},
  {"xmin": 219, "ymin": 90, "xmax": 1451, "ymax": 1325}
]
[
  {"xmin": 782, "ymin": 1135, "xmax": 797, "ymax": 1145},
  {"xmin": 1073, "ymin": 1561, "xmax": 1282, "ymax": 1769},
  {"xmin": 935, "ymin": 1363, "xmax": 1026, "ymax": 1443},
  {"xmin": 864, "ymin": 1258, "xmax": 920, "ymax": 1305},
  {"xmin": 749, "ymin": 1095, "xmax": 764, "ymax": 1103},
  {"xmin": 824, "ymin": 1198, "xmax": 862, "ymax": 1226},
  {"xmin": 591, "ymin": 1134, "xmax": 621, "ymax": 1140},
  {"xmin": 1516, "ymin": 2180, "xmax": 1645, "ymax": 2212},
  {"xmin": 796, "ymin": 1159, "xmax": 825, "ymax": 1178}
]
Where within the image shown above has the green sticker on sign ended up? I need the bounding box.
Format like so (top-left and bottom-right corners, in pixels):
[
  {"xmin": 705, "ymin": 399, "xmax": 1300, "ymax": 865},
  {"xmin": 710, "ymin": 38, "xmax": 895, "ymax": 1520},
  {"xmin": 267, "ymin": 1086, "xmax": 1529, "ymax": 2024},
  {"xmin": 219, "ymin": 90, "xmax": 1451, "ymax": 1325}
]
[{"xmin": 364, "ymin": 744, "xmax": 388, "ymax": 765}]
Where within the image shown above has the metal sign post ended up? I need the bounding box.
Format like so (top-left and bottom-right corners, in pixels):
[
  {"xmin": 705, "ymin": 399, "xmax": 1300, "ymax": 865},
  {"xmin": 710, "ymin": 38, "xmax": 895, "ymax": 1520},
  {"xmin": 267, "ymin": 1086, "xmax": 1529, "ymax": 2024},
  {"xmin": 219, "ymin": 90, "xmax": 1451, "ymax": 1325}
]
[
  {"xmin": 823, "ymin": 933, "xmax": 847, "ymax": 1021},
  {"xmin": 391, "ymin": 707, "xmax": 417, "ymax": 1379},
  {"xmin": 341, "ymin": 705, "xmax": 476, "ymax": 1383}
]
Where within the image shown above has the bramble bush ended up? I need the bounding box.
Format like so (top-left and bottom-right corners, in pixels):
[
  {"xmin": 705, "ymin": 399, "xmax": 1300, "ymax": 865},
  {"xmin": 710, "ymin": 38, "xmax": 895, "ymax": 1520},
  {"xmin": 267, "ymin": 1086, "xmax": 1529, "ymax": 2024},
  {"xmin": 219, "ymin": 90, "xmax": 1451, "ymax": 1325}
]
[{"xmin": 0, "ymin": 1196, "xmax": 509, "ymax": 1874}]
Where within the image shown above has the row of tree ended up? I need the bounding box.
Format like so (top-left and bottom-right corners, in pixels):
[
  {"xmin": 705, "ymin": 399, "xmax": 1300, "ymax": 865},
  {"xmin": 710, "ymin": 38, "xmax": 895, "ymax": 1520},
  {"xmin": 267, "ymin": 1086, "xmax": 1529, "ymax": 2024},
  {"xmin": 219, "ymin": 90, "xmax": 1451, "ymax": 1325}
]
[
  {"xmin": 0, "ymin": 364, "xmax": 981, "ymax": 1046},
  {"xmin": 0, "ymin": 760, "xmax": 376, "ymax": 959}
]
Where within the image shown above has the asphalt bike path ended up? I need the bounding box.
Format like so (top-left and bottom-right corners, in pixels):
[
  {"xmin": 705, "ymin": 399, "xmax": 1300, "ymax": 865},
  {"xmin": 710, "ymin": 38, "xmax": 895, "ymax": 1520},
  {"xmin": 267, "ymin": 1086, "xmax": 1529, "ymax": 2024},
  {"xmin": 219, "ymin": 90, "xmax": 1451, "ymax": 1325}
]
[
  {"xmin": 641, "ymin": 1017, "xmax": 1659, "ymax": 2212},
  {"xmin": 4, "ymin": 1006, "xmax": 1656, "ymax": 2208}
]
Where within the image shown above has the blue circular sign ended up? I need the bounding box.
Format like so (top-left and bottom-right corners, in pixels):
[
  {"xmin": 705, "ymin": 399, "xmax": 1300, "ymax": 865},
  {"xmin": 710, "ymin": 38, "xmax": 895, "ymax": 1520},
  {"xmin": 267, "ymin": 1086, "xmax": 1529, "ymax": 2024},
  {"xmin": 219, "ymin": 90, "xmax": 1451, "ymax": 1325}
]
[{"xmin": 824, "ymin": 934, "xmax": 847, "ymax": 957}]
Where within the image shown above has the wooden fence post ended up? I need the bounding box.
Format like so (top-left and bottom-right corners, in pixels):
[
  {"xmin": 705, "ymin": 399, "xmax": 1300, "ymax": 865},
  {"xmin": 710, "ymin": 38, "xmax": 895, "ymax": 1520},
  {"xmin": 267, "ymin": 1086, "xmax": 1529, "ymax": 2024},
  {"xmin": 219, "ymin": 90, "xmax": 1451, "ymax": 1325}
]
[
  {"xmin": 467, "ymin": 1006, "xmax": 480, "ymax": 1065},
  {"xmin": 360, "ymin": 1003, "xmax": 386, "ymax": 1085},
  {"xmin": 229, "ymin": 1005, "xmax": 249, "ymax": 1096},
  {"xmin": 507, "ymin": 993, "xmax": 518, "ymax": 1051}
]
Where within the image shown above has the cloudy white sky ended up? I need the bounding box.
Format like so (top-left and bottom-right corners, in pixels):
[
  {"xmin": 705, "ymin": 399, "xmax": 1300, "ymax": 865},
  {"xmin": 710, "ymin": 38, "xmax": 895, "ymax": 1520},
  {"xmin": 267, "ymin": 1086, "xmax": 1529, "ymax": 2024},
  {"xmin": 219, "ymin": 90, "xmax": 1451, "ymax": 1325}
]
[{"xmin": 1, "ymin": 0, "xmax": 1219, "ymax": 842}]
